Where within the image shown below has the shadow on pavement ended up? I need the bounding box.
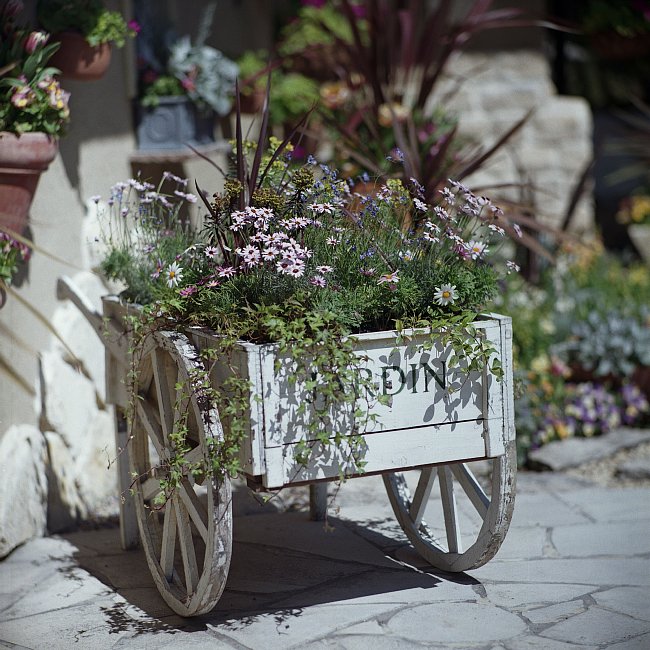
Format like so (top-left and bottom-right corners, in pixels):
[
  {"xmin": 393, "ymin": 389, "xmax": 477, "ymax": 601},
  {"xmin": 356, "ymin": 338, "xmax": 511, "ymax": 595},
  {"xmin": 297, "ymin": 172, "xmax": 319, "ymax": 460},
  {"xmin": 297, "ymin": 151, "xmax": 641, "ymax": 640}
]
[{"xmin": 61, "ymin": 483, "xmax": 481, "ymax": 637}]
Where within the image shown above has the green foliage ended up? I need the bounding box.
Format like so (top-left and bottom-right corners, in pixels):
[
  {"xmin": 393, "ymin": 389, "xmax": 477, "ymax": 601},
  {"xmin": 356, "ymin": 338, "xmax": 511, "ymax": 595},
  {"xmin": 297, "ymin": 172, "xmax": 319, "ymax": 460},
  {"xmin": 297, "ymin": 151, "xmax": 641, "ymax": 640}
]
[
  {"xmin": 0, "ymin": 4, "xmax": 69, "ymax": 136},
  {"xmin": 582, "ymin": 0, "xmax": 650, "ymax": 37},
  {"xmin": 36, "ymin": 0, "xmax": 137, "ymax": 47},
  {"xmin": 494, "ymin": 243, "xmax": 650, "ymax": 462},
  {"xmin": 137, "ymin": 3, "xmax": 237, "ymax": 116},
  {"xmin": 279, "ymin": 5, "xmax": 356, "ymax": 56},
  {"xmin": 0, "ymin": 234, "xmax": 30, "ymax": 285},
  {"xmin": 268, "ymin": 73, "xmax": 320, "ymax": 124},
  {"xmin": 140, "ymin": 76, "xmax": 185, "ymax": 107}
]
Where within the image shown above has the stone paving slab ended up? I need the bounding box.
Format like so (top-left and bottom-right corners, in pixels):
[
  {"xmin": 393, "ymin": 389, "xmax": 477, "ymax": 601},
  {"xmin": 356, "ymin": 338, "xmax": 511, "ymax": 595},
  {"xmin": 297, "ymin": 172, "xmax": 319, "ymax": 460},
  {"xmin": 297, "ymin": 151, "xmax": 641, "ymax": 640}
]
[
  {"xmin": 1, "ymin": 471, "xmax": 650, "ymax": 649},
  {"xmin": 528, "ymin": 427, "xmax": 650, "ymax": 470}
]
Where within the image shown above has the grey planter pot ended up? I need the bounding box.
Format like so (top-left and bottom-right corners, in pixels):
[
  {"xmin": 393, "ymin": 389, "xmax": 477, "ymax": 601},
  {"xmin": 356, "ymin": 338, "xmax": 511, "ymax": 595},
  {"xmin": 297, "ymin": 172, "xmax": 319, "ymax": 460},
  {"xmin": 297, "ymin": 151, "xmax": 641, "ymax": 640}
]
[{"xmin": 136, "ymin": 96, "xmax": 215, "ymax": 151}]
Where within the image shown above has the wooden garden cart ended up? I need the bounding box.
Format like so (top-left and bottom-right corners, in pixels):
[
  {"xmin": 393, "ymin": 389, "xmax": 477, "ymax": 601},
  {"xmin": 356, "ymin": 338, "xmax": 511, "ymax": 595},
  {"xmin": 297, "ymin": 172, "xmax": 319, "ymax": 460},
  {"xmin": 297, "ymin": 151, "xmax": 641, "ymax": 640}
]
[{"xmin": 58, "ymin": 276, "xmax": 516, "ymax": 618}]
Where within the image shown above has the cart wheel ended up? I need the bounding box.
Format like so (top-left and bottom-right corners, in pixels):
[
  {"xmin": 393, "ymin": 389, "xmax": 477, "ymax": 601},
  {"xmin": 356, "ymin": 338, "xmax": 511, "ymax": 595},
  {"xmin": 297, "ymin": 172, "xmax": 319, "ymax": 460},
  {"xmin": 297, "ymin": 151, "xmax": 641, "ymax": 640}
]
[
  {"xmin": 383, "ymin": 441, "xmax": 516, "ymax": 572},
  {"xmin": 129, "ymin": 330, "xmax": 231, "ymax": 617}
]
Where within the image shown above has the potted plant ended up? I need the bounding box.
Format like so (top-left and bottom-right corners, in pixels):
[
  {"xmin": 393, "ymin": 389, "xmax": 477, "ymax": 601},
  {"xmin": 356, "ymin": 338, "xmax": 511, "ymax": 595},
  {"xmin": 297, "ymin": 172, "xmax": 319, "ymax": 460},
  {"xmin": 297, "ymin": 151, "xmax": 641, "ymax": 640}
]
[
  {"xmin": 582, "ymin": 0, "xmax": 650, "ymax": 60},
  {"xmin": 0, "ymin": 2, "xmax": 70, "ymax": 237},
  {"xmin": 235, "ymin": 50, "xmax": 269, "ymax": 114},
  {"xmin": 135, "ymin": 3, "xmax": 237, "ymax": 151},
  {"xmin": 36, "ymin": 0, "xmax": 138, "ymax": 81}
]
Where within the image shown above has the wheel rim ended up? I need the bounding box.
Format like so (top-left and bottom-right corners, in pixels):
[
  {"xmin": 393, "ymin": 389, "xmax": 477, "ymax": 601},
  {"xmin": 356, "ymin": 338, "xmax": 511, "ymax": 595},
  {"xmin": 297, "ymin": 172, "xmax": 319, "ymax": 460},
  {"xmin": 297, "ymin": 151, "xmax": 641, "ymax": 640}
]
[
  {"xmin": 383, "ymin": 441, "xmax": 516, "ymax": 572},
  {"xmin": 129, "ymin": 330, "xmax": 232, "ymax": 616}
]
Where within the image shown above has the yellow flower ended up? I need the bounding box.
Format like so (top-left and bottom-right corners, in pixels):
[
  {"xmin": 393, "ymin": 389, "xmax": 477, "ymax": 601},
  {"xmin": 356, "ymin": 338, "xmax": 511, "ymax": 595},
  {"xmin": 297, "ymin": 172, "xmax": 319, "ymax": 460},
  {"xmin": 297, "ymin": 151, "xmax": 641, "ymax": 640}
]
[
  {"xmin": 320, "ymin": 81, "xmax": 350, "ymax": 109},
  {"xmin": 378, "ymin": 102, "xmax": 410, "ymax": 127}
]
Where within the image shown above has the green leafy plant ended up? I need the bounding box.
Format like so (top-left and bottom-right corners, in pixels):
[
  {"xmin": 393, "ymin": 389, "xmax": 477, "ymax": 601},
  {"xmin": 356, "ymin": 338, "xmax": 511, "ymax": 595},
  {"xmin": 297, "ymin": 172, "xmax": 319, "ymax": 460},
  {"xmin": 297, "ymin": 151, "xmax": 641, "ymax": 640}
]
[
  {"xmin": 494, "ymin": 243, "xmax": 650, "ymax": 462},
  {"xmin": 273, "ymin": 0, "xmax": 566, "ymax": 265},
  {"xmin": 0, "ymin": 232, "xmax": 30, "ymax": 285},
  {"xmin": 0, "ymin": 2, "xmax": 69, "ymax": 136},
  {"xmin": 582, "ymin": 0, "xmax": 650, "ymax": 37},
  {"xmin": 137, "ymin": 2, "xmax": 237, "ymax": 116},
  {"xmin": 36, "ymin": 0, "xmax": 138, "ymax": 47}
]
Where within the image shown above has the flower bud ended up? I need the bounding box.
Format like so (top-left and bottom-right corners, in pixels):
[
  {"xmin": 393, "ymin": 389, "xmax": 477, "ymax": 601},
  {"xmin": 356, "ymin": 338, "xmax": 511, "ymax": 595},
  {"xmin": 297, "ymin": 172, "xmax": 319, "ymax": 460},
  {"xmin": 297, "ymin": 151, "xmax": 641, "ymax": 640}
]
[{"xmin": 24, "ymin": 30, "xmax": 49, "ymax": 54}]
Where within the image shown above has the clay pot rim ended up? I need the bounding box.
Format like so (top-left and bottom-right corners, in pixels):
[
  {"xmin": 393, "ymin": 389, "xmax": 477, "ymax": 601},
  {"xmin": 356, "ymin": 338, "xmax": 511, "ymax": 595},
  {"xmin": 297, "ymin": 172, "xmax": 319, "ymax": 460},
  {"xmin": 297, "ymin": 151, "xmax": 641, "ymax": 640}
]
[{"xmin": 0, "ymin": 131, "xmax": 59, "ymax": 170}]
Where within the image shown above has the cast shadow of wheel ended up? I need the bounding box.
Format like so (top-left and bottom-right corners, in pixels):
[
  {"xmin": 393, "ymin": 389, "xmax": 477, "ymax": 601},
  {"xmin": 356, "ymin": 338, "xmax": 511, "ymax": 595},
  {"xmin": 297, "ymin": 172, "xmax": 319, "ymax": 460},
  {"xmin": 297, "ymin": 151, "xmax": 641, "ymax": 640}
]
[{"xmin": 62, "ymin": 479, "xmax": 482, "ymax": 637}]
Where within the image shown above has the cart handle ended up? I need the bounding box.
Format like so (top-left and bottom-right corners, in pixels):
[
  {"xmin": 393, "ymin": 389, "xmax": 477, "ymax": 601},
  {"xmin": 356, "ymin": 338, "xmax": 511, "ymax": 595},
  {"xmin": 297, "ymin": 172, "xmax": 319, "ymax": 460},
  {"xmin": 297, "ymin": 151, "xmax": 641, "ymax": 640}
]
[{"xmin": 56, "ymin": 276, "xmax": 129, "ymax": 362}]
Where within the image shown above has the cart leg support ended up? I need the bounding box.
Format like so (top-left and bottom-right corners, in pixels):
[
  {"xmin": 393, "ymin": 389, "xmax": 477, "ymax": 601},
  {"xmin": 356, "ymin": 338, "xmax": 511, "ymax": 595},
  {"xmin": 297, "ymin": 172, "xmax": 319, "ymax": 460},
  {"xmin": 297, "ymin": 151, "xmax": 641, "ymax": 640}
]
[
  {"xmin": 309, "ymin": 483, "xmax": 327, "ymax": 521},
  {"xmin": 115, "ymin": 407, "xmax": 139, "ymax": 550}
]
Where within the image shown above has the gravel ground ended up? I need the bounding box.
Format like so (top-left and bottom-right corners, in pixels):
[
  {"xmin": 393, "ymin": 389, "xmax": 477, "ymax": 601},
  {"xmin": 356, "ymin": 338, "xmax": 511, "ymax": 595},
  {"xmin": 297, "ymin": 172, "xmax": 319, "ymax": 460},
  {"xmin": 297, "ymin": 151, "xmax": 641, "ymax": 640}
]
[{"xmin": 563, "ymin": 440, "xmax": 650, "ymax": 487}]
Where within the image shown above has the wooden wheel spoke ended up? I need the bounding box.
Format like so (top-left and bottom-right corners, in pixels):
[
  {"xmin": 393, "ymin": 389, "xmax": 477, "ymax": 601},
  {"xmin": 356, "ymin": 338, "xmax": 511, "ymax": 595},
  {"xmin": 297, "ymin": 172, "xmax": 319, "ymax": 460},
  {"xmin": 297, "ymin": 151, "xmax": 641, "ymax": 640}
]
[
  {"xmin": 178, "ymin": 478, "xmax": 209, "ymax": 544},
  {"xmin": 142, "ymin": 476, "xmax": 162, "ymax": 502},
  {"xmin": 160, "ymin": 500, "xmax": 177, "ymax": 582},
  {"xmin": 438, "ymin": 466, "xmax": 463, "ymax": 554},
  {"xmin": 135, "ymin": 398, "xmax": 166, "ymax": 460},
  {"xmin": 184, "ymin": 446, "xmax": 204, "ymax": 466},
  {"xmin": 451, "ymin": 463, "xmax": 490, "ymax": 518},
  {"xmin": 151, "ymin": 348, "xmax": 176, "ymax": 443},
  {"xmin": 409, "ymin": 467, "xmax": 436, "ymax": 528},
  {"xmin": 173, "ymin": 369, "xmax": 191, "ymax": 438},
  {"xmin": 174, "ymin": 495, "xmax": 200, "ymax": 594}
]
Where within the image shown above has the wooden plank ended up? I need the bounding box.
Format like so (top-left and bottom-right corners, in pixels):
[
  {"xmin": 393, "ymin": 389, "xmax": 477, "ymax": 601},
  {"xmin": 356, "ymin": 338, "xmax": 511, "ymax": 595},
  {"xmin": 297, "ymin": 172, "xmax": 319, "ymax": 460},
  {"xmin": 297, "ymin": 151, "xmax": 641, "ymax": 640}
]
[
  {"xmin": 272, "ymin": 418, "xmax": 488, "ymax": 488},
  {"xmin": 482, "ymin": 322, "xmax": 506, "ymax": 457},
  {"xmin": 114, "ymin": 408, "xmax": 139, "ymax": 550},
  {"xmin": 259, "ymin": 322, "xmax": 502, "ymax": 449}
]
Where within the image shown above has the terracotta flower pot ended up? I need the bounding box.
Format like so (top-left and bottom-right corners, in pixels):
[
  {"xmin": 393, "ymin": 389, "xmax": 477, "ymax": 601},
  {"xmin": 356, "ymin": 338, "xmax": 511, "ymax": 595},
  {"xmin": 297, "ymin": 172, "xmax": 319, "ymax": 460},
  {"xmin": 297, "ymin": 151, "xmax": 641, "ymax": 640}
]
[
  {"xmin": 49, "ymin": 31, "xmax": 112, "ymax": 81},
  {"xmin": 237, "ymin": 88, "xmax": 266, "ymax": 115},
  {"xmin": 0, "ymin": 132, "xmax": 58, "ymax": 236}
]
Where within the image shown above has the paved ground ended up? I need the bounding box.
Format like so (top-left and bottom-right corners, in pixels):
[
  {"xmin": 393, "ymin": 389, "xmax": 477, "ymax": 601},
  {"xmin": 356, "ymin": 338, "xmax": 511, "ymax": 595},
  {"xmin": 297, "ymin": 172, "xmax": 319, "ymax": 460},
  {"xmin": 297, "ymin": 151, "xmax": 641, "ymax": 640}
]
[{"xmin": 1, "ymin": 468, "xmax": 650, "ymax": 649}]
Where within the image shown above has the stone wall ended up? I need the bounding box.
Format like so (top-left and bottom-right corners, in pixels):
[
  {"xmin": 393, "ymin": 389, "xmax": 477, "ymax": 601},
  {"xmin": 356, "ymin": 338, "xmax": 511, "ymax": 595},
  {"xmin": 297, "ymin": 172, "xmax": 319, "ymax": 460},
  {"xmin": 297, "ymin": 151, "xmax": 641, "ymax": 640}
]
[{"xmin": 435, "ymin": 50, "xmax": 593, "ymax": 232}]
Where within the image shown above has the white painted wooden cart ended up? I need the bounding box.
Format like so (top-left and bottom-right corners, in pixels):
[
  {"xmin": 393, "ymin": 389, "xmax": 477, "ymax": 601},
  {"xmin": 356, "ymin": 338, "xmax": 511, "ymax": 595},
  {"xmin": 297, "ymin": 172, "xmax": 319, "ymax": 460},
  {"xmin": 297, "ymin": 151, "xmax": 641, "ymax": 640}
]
[{"xmin": 58, "ymin": 277, "xmax": 516, "ymax": 618}]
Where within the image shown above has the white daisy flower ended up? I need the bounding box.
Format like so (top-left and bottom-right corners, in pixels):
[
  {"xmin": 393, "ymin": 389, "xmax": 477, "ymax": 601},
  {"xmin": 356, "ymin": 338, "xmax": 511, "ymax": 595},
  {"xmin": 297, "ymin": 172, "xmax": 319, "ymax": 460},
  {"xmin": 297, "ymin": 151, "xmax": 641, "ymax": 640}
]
[
  {"xmin": 217, "ymin": 266, "xmax": 236, "ymax": 278},
  {"xmin": 310, "ymin": 202, "xmax": 336, "ymax": 214},
  {"xmin": 466, "ymin": 240, "xmax": 488, "ymax": 259},
  {"xmin": 166, "ymin": 262, "xmax": 183, "ymax": 288},
  {"xmin": 377, "ymin": 270, "xmax": 400, "ymax": 285},
  {"xmin": 434, "ymin": 284, "xmax": 458, "ymax": 306},
  {"xmin": 413, "ymin": 197, "xmax": 428, "ymax": 212}
]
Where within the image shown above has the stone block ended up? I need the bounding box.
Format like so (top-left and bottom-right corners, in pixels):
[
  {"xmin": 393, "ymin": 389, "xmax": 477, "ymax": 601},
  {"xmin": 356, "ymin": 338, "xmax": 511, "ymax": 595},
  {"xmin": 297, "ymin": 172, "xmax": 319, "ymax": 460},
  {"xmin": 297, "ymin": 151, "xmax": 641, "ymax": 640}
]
[
  {"xmin": 0, "ymin": 425, "xmax": 48, "ymax": 557},
  {"xmin": 51, "ymin": 270, "xmax": 110, "ymax": 401},
  {"xmin": 540, "ymin": 607, "xmax": 650, "ymax": 646},
  {"xmin": 528, "ymin": 428, "xmax": 650, "ymax": 471},
  {"xmin": 531, "ymin": 96, "xmax": 592, "ymax": 142},
  {"xmin": 559, "ymin": 485, "xmax": 650, "ymax": 523},
  {"xmin": 44, "ymin": 430, "xmax": 87, "ymax": 533},
  {"xmin": 593, "ymin": 587, "xmax": 650, "ymax": 622},
  {"xmin": 40, "ymin": 348, "xmax": 99, "ymax": 460},
  {"xmin": 386, "ymin": 602, "xmax": 526, "ymax": 644},
  {"xmin": 39, "ymin": 348, "xmax": 118, "ymax": 517},
  {"xmin": 73, "ymin": 409, "xmax": 118, "ymax": 513},
  {"xmin": 525, "ymin": 599, "xmax": 587, "ymax": 625},
  {"xmin": 616, "ymin": 458, "xmax": 650, "ymax": 480}
]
